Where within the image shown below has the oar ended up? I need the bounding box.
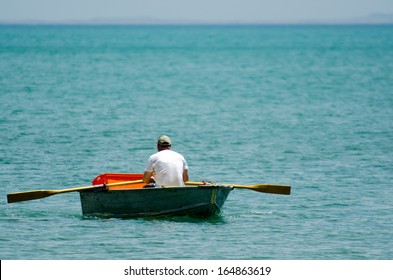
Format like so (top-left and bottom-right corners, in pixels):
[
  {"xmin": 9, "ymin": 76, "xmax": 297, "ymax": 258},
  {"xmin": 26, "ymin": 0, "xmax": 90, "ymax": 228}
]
[
  {"xmin": 7, "ymin": 179, "xmax": 143, "ymax": 203},
  {"xmin": 186, "ymin": 181, "xmax": 291, "ymax": 195}
]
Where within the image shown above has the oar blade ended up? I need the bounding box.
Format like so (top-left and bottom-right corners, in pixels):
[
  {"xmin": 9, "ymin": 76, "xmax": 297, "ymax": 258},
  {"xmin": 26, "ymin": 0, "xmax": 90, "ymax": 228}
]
[
  {"xmin": 6, "ymin": 180, "xmax": 142, "ymax": 204},
  {"xmin": 7, "ymin": 190, "xmax": 57, "ymax": 203},
  {"xmin": 253, "ymin": 184, "xmax": 291, "ymax": 195},
  {"xmin": 233, "ymin": 184, "xmax": 291, "ymax": 195},
  {"xmin": 186, "ymin": 181, "xmax": 291, "ymax": 195}
]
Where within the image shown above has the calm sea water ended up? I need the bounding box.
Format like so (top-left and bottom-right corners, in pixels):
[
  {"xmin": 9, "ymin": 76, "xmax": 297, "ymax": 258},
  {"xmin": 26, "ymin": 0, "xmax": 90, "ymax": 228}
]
[{"xmin": 1, "ymin": 25, "xmax": 392, "ymax": 260}]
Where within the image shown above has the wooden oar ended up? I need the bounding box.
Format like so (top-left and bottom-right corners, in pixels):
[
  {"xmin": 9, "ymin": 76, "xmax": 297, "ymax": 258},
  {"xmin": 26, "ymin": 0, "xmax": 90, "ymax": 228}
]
[
  {"xmin": 186, "ymin": 181, "xmax": 291, "ymax": 195},
  {"xmin": 7, "ymin": 179, "xmax": 143, "ymax": 204}
]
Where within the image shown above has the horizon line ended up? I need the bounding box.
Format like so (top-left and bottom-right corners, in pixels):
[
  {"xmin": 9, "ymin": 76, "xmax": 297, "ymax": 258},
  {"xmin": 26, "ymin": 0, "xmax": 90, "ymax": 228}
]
[
  {"xmin": 1, "ymin": 13, "xmax": 393, "ymax": 26},
  {"xmin": 1, "ymin": 21, "xmax": 393, "ymax": 26}
]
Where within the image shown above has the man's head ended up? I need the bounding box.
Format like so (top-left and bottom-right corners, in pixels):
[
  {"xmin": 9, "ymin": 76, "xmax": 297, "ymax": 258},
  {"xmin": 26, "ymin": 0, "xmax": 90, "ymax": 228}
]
[{"xmin": 157, "ymin": 135, "xmax": 172, "ymax": 150}]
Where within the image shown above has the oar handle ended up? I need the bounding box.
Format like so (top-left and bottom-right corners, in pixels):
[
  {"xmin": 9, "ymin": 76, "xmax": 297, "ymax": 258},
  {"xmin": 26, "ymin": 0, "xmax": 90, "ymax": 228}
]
[
  {"xmin": 185, "ymin": 181, "xmax": 210, "ymax": 186},
  {"xmin": 106, "ymin": 180, "xmax": 143, "ymax": 188}
]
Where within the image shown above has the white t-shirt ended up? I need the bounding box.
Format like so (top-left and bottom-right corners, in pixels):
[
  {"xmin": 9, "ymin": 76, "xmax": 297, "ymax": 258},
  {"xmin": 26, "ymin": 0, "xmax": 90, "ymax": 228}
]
[{"xmin": 145, "ymin": 149, "xmax": 188, "ymax": 187}]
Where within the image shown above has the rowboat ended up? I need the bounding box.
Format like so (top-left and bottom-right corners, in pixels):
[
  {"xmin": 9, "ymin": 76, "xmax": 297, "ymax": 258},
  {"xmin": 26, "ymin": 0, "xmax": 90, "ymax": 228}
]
[
  {"xmin": 80, "ymin": 173, "xmax": 233, "ymax": 218},
  {"xmin": 6, "ymin": 173, "xmax": 290, "ymax": 218}
]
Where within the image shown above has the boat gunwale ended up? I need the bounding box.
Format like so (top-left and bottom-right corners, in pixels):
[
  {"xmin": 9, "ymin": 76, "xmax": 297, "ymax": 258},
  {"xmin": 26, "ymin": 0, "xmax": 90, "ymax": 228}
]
[{"xmin": 83, "ymin": 185, "xmax": 234, "ymax": 192}]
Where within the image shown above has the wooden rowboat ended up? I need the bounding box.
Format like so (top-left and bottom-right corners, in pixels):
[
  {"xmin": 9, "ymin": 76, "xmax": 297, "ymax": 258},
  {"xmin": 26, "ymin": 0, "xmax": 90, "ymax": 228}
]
[
  {"xmin": 80, "ymin": 173, "xmax": 232, "ymax": 218},
  {"xmin": 6, "ymin": 173, "xmax": 290, "ymax": 218}
]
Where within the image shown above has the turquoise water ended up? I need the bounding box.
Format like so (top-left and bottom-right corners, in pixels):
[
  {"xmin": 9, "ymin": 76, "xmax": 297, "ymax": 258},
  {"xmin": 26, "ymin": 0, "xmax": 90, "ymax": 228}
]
[{"xmin": 1, "ymin": 25, "xmax": 392, "ymax": 260}]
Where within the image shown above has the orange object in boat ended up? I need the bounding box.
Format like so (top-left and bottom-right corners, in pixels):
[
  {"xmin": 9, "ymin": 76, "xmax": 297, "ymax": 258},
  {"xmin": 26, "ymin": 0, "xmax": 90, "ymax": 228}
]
[{"xmin": 92, "ymin": 173, "xmax": 146, "ymax": 190}]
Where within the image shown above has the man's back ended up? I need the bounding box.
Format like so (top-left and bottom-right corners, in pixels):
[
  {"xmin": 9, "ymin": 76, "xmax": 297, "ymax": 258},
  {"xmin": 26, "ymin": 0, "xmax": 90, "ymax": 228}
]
[{"xmin": 145, "ymin": 149, "xmax": 188, "ymax": 187}]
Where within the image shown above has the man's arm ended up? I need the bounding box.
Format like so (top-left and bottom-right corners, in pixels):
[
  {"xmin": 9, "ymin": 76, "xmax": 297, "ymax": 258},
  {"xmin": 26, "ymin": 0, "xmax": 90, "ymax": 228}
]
[
  {"xmin": 142, "ymin": 171, "xmax": 153, "ymax": 184},
  {"xmin": 183, "ymin": 169, "xmax": 189, "ymax": 183}
]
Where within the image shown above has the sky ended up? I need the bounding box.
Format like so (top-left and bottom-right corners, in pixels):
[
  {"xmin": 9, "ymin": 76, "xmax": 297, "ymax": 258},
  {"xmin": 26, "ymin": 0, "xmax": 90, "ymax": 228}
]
[{"xmin": 1, "ymin": 0, "xmax": 393, "ymax": 23}]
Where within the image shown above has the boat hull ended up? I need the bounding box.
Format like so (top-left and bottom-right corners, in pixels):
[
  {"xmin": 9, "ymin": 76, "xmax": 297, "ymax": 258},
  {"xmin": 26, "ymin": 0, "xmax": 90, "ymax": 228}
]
[{"xmin": 79, "ymin": 186, "xmax": 232, "ymax": 218}]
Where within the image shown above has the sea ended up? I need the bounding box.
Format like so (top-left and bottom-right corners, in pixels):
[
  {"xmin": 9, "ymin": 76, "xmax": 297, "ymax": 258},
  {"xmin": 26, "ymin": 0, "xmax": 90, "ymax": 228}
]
[{"xmin": 1, "ymin": 24, "xmax": 392, "ymax": 260}]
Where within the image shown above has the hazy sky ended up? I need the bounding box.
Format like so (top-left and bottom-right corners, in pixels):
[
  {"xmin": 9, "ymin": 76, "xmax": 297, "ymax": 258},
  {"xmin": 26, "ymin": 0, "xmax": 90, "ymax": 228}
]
[{"xmin": 1, "ymin": 0, "xmax": 393, "ymax": 23}]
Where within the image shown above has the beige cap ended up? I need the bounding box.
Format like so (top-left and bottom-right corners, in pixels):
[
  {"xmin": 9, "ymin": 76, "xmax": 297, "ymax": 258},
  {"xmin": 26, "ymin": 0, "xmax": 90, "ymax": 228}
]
[{"xmin": 157, "ymin": 135, "xmax": 172, "ymax": 147}]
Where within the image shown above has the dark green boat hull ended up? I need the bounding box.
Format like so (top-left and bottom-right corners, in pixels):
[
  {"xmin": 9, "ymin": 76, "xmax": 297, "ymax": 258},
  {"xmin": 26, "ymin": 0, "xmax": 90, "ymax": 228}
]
[{"xmin": 79, "ymin": 186, "xmax": 232, "ymax": 218}]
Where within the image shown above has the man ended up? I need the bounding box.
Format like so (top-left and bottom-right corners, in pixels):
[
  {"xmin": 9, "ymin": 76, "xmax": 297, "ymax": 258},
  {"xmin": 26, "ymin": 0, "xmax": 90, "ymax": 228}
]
[{"xmin": 142, "ymin": 135, "xmax": 189, "ymax": 187}]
